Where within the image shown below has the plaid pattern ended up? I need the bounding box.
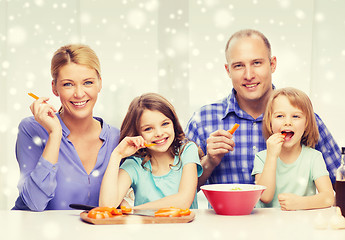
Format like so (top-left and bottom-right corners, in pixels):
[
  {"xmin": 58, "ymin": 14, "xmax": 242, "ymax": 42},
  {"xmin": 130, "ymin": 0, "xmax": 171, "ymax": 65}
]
[{"xmin": 185, "ymin": 89, "xmax": 341, "ymax": 184}]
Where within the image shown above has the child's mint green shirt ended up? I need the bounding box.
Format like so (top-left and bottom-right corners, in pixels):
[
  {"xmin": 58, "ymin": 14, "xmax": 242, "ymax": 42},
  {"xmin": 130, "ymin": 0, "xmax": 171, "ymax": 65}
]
[
  {"xmin": 252, "ymin": 145, "xmax": 330, "ymax": 208},
  {"xmin": 120, "ymin": 142, "xmax": 203, "ymax": 209}
]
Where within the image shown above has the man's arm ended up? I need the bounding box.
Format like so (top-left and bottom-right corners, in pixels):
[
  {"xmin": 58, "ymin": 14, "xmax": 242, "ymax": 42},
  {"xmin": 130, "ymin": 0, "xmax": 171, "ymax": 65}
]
[
  {"xmin": 314, "ymin": 113, "xmax": 341, "ymax": 185},
  {"xmin": 197, "ymin": 129, "xmax": 235, "ymax": 191}
]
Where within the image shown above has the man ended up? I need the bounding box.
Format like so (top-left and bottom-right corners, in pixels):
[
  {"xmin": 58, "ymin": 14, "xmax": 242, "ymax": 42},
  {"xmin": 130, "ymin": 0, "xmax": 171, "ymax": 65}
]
[{"xmin": 185, "ymin": 29, "xmax": 341, "ymax": 189}]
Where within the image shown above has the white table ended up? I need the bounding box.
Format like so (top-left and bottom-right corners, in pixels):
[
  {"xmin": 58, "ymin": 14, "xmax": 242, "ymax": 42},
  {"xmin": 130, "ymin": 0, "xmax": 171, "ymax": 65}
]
[{"xmin": 1, "ymin": 208, "xmax": 344, "ymax": 240}]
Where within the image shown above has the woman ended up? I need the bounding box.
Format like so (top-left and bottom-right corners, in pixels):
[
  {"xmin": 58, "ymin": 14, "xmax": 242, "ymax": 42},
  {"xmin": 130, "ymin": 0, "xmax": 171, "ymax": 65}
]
[{"xmin": 12, "ymin": 44, "xmax": 120, "ymax": 211}]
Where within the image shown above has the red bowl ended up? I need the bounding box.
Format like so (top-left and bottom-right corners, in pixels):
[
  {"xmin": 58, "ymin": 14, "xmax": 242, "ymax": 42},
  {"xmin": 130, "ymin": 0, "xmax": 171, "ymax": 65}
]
[{"xmin": 200, "ymin": 184, "xmax": 266, "ymax": 215}]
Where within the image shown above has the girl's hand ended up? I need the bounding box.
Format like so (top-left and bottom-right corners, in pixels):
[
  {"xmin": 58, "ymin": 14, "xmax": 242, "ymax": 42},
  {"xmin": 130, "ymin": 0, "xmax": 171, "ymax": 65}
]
[
  {"xmin": 30, "ymin": 97, "xmax": 61, "ymax": 135},
  {"xmin": 278, "ymin": 193, "xmax": 302, "ymax": 211},
  {"xmin": 112, "ymin": 136, "xmax": 146, "ymax": 159},
  {"xmin": 266, "ymin": 133, "xmax": 285, "ymax": 160}
]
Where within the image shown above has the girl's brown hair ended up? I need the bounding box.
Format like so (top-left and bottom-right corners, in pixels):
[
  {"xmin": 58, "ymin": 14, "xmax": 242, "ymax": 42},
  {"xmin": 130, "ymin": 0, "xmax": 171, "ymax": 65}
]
[
  {"xmin": 120, "ymin": 93, "xmax": 187, "ymax": 169},
  {"xmin": 262, "ymin": 87, "xmax": 319, "ymax": 148}
]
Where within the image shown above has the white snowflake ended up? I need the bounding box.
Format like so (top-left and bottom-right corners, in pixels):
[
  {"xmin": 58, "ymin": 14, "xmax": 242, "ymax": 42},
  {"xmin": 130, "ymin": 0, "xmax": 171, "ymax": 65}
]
[
  {"xmin": 278, "ymin": 0, "xmax": 291, "ymax": 8},
  {"xmin": 192, "ymin": 49, "xmax": 200, "ymax": 56},
  {"xmin": 80, "ymin": 12, "xmax": 91, "ymax": 24},
  {"xmin": 216, "ymin": 34, "xmax": 225, "ymax": 42},
  {"xmin": 144, "ymin": 0, "xmax": 159, "ymax": 11},
  {"xmin": 0, "ymin": 113, "xmax": 10, "ymax": 133},
  {"xmin": 214, "ymin": 10, "xmax": 234, "ymax": 28},
  {"xmin": 127, "ymin": 9, "xmax": 147, "ymax": 29},
  {"xmin": 110, "ymin": 84, "xmax": 118, "ymax": 92},
  {"xmin": 34, "ymin": 0, "xmax": 44, "ymax": 7},
  {"xmin": 206, "ymin": 62, "xmax": 214, "ymax": 70},
  {"xmin": 33, "ymin": 136, "xmax": 43, "ymax": 146},
  {"xmin": 1, "ymin": 166, "xmax": 7, "ymax": 174},
  {"xmin": 14, "ymin": 103, "xmax": 21, "ymax": 111},
  {"xmin": 295, "ymin": 9, "xmax": 305, "ymax": 20},
  {"xmin": 91, "ymin": 170, "xmax": 100, "ymax": 177},
  {"xmin": 2, "ymin": 61, "xmax": 9, "ymax": 69},
  {"xmin": 165, "ymin": 48, "xmax": 176, "ymax": 57},
  {"xmin": 158, "ymin": 69, "xmax": 167, "ymax": 77},
  {"xmin": 315, "ymin": 12, "xmax": 325, "ymax": 22},
  {"xmin": 8, "ymin": 26, "xmax": 27, "ymax": 45}
]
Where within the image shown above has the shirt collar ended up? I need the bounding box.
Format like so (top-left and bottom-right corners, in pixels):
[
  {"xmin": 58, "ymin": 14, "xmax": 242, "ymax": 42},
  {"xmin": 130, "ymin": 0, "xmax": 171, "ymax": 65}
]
[
  {"xmin": 222, "ymin": 84, "xmax": 275, "ymax": 120},
  {"xmin": 57, "ymin": 114, "xmax": 106, "ymax": 140}
]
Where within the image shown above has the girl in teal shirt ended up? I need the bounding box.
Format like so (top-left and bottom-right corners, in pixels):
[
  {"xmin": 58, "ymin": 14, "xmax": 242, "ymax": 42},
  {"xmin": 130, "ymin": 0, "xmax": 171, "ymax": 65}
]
[
  {"xmin": 252, "ymin": 87, "xmax": 334, "ymax": 210},
  {"xmin": 99, "ymin": 93, "xmax": 202, "ymax": 209}
]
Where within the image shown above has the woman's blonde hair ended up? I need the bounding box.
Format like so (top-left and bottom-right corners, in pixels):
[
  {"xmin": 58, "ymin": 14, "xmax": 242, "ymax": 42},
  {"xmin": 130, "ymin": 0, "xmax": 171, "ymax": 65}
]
[
  {"xmin": 262, "ymin": 87, "xmax": 319, "ymax": 148},
  {"xmin": 51, "ymin": 44, "xmax": 101, "ymax": 81}
]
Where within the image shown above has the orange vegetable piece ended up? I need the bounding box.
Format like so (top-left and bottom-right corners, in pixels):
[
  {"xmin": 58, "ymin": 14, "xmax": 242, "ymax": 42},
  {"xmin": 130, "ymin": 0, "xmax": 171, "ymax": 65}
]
[
  {"xmin": 228, "ymin": 123, "xmax": 240, "ymax": 134},
  {"xmin": 144, "ymin": 143, "xmax": 156, "ymax": 147},
  {"xmin": 28, "ymin": 92, "xmax": 39, "ymax": 100},
  {"xmin": 88, "ymin": 206, "xmax": 122, "ymax": 219},
  {"xmin": 88, "ymin": 208, "xmax": 113, "ymax": 219},
  {"xmin": 154, "ymin": 207, "xmax": 191, "ymax": 217},
  {"xmin": 110, "ymin": 208, "xmax": 123, "ymax": 215},
  {"xmin": 120, "ymin": 205, "xmax": 132, "ymax": 213},
  {"xmin": 179, "ymin": 208, "xmax": 191, "ymax": 216}
]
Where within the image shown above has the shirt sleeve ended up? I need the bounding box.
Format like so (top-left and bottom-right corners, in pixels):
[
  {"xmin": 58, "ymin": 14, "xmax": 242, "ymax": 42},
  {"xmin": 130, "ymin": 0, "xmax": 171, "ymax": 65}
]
[
  {"xmin": 314, "ymin": 113, "xmax": 341, "ymax": 183},
  {"xmin": 185, "ymin": 112, "xmax": 207, "ymax": 156},
  {"xmin": 15, "ymin": 118, "xmax": 58, "ymax": 211},
  {"xmin": 252, "ymin": 151, "xmax": 267, "ymax": 176},
  {"xmin": 310, "ymin": 149, "xmax": 330, "ymax": 181},
  {"xmin": 120, "ymin": 157, "xmax": 141, "ymax": 186},
  {"xmin": 180, "ymin": 142, "xmax": 203, "ymax": 177}
]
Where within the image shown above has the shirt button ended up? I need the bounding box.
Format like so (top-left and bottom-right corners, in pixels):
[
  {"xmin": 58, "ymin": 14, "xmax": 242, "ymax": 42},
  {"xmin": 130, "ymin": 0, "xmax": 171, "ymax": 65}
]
[
  {"xmin": 253, "ymin": 122, "xmax": 256, "ymax": 126},
  {"xmin": 253, "ymin": 146, "xmax": 257, "ymax": 151},
  {"xmin": 52, "ymin": 166, "xmax": 56, "ymax": 170}
]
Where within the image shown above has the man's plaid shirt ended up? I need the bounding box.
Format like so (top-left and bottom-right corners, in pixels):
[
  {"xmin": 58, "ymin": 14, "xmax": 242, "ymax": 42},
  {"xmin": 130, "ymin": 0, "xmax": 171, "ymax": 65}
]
[{"xmin": 185, "ymin": 89, "xmax": 341, "ymax": 184}]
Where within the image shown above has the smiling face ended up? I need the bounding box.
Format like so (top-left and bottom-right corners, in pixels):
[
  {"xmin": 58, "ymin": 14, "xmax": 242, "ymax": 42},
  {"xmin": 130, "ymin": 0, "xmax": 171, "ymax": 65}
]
[
  {"xmin": 225, "ymin": 36, "xmax": 276, "ymax": 108},
  {"xmin": 139, "ymin": 109, "xmax": 175, "ymax": 154},
  {"xmin": 271, "ymin": 95, "xmax": 307, "ymax": 149},
  {"xmin": 52, "ymin": 62, "xmax": 102, "ymax": 121}
]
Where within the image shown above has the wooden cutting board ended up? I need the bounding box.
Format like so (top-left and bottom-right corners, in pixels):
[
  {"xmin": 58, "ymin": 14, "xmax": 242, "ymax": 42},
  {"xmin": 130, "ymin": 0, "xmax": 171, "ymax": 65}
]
[{"xmin": 80, "ymin": 211, "xmax": 195, "ymax": 224}]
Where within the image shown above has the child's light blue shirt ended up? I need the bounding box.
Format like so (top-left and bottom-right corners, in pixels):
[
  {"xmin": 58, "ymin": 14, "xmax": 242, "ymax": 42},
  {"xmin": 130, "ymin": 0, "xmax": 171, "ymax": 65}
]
[{"xmin": 120, "ymin": 142, "xmax": 203, "ymax": 209}]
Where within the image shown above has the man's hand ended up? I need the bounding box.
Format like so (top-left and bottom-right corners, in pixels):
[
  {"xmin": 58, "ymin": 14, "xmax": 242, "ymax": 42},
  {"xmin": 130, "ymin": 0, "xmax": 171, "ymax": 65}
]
[
  {"xmin": 206, "ymin": 129, "xmax": 235, "ymax": 167},
  {"xmin": 198, "ymin": 129, "xmax": 235, "ymax": 190}
]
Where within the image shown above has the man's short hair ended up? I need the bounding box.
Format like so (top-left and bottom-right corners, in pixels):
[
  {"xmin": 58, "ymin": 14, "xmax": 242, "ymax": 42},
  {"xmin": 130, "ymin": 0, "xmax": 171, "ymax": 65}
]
[{"xmin": 225, "ymin": 29, "xmax": 272, "ymax": 60}]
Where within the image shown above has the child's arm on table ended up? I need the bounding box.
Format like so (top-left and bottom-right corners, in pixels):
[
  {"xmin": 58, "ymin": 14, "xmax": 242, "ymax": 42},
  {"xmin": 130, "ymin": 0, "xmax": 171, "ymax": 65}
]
[
  {"xmin": 99, "ymin": 136, "xmax": 144, "ymax": 207},
  {"xmin": 134, "ymin": 163, "xmax": 198, "ymax": 210},
  {"xmin": 278, "ymin": 175, "xmax": 334, "ymax": 211}
]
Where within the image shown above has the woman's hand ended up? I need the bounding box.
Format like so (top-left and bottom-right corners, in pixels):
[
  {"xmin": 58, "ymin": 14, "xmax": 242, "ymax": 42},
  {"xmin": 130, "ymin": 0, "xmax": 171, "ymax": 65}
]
[
  {"xmin": 30, "ymin": 97, "xmax": 61, "ymax": 135},
  {"xmin": 112, "ymin": 136, "xmax": 146, "ymax": 160},
  {"xmin": 266, "ymin": 133, "xmax": 285, "ymax": 160}
]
